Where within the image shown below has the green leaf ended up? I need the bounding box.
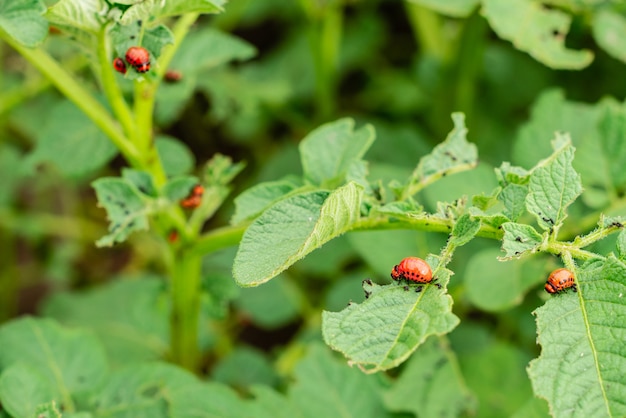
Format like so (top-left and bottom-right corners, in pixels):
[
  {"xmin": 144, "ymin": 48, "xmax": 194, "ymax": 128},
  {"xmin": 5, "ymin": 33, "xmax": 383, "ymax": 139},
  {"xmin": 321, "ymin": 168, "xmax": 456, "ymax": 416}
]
[
  {"xmin": 119, "ymin": 0, "xmax": 225, "ymax": 25},
  {"xmin": 231, "ymin": 178, "xmax": 302, "ymax": 224},
  {"xmin": 525, "ymin": 134, "xmax": 582, "ymax": 230},
  {"xmin": 597, "ymin": 101, "xmax": 626, "ymax": 191},
  {"xmin": 290, "ymin": 345, "xmax": 392, "ymax": 418},
  {"xmin": 299, "ymin": 119, "xmax": 375, "ymax": 186},
  {"xmin": 0, "ymin": 317, "xmax": 107, "ymax": 398},
  {"xmin": 322, "ymin": 255, "xmax": 459, "ymax": 373},
  {"xmin": 592, "ymin": 9, "xmax": 626, "ymax": 64},
  {"xmin": 34, "ymin": 401, "xmax": 63, "ymax": 418},
  {"xmin": 26, "ymin": 101, "xmax": 117, "ymax": 178},
  {"xmin": 212, "ymin": 346, "xmax": 278, "ymax": 391},
  {"xmin": 247, "ymin": 386, "xmax": 299, "ymax": 418},
  {"xmin": 46, "ymin": 0, "xmax": 104, "ymax": 34},
  {"xmin": 407, "ymin": 0, "xmax": 480, "ymax": 17},
  {"xmin": 41, "ymin": 276, "xmax": 169, "ymax": 366},
  {"xmin": 161, "ymin": 176, "xmax": 198, "ymax": 202},
  {"xmin": 0, "ymin": 363, "xmax": 58, "ymax": 418},
  {"xmin": 528, "ymin": 256, "xmax": 626, "ymax": 417},
  {"xmin": 383, "ymin": 336, "xmax": 476, "ymax": 416},
  {"xmin": 481, "ymin": 0, "xmax": 593, "ymax": 69},
  {"xmin": 0, "ymin": 0, "xmax": 48, "ymax": 47},
  {"xmin": 92, "ymin": 177, "xmax": 150, "ymax": 247},
  {"xmin": 499, "ymin": 184, "xmax": 528, "ymax": 221},
  {"xmin": 155, "ymin": 135, "xmax": 195, "ymax": 177},
  {"xmin": 501, "ymin": 222, "xmax": 544, "ymax": 259},
  {"xmin": 465, "ymin": 247, "xmax": 546, "ymax": 311},
  {"xmin": 495, "ymin": 162, "xmax": 530, "ymax": 186},
  {"xmin": 233, "ymin": 182, "xmax": 363, "ymax": 287},
  {"xmin": 407, "ymin": 112, "xmax": 478, "ymax": 196},
  {"xmin": 122, "ymin": 169, "xmax": 157, "ymax": 197},
  {"xmin": 449, "ymin": 214, "xmax": 480, "ymax": 247}
]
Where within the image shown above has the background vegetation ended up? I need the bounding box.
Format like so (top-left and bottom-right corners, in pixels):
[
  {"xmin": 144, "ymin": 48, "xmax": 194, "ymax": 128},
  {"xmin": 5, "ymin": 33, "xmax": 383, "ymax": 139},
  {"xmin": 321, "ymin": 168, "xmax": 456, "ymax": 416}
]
[{"xmin": 1, "ymin": 0, "xmax": 626, "ymax": 417}]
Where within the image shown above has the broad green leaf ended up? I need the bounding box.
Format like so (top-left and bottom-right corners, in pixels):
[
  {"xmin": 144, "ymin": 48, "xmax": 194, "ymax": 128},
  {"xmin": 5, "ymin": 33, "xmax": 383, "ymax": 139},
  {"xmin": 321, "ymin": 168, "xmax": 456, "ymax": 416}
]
[
  {"xmin": 499, "ymin": 184, "xmax": 528, "ymax": 221},
  {"xmin": 92, "ymin": 177, "xmax": 150, "ymax": 247},
  {"xmin": 0, "ymin": 363, "xmax": 58, "ymax": 418},
  {"xmin": 383, "ymin": 336, "xmax": 476, "ymax": 416},
  {"xmin": 526, "ymin": 135, "xmax": 582, "ymax": 231},
  {"xmin": 41, "ymin": 276, "xmax": 169, "ymax": 365},
  {"xmin": 231, "ymin": 178, "xmax": 302, "ymax": 224},
  {"xmin": 322, "ymin": 255, "xmax": 459, "ymax": 373},
  {"xmin": 501, "ymin": 222, "xmax": 544, "ymax": 259},
  {"xmin": 299, "ymin": 119, "xmax": 375, "ymax": 186},
  {"xmin": 122, "ymin": 169, "xmax": 156, "ymax": 197},
  {"xmin": 592, "ymin": 9, "xmax": 626, "ymax": 64},
  {"xmin": 119, "ymin": 0, "xmax": 225, "ymax": 25},
  {"xmin": 26, "ymin": 101, "xmax": 117, "ymax": 178},
  {"xmin": 235, "ymin": 277, "xmax": 302, "ymax": 328},
  {"xmin": 0, "ymin": 317, "xmax": 107, "ymax": 398},
  {"xmin": 466, "ymin": 247, "xmax": 546, "ymax": 311},
  {"xmin": 0, "ymin": 0, "xmax": 48, "ymax": 47},
  {"xmin": 46, "ymin": 0, "xmax": 105, "ymax": 34},
  {"xmin": 528, "ymin": 256, "xmax": 626, "ymax": 417},
  {"xmin": 155, "ymin": 135, "xmax": 195, "ymax": 177},
  {"xmin": 170, "ymin": 381, "xmax": 251, "ymax": 418},
  {"xmin": 449, "ymin": 214, "xmax": 480, "ymax": 247},
  {"xmin": 407, "ymin": 0, "xmax": 480, "ymax": 17},
  {"xmin": 407, "ymin": 113, "xmax": 478, "ymax": 196},
  {"xmin": 481, "ymin": 0, "xmax": 593, "ymax": 69},
  {"xmin": 233, "ymin": 182, "xmax": 363, "ymax": 287},
  {"xmin": 290, "ymin": 345, "xmax": 392, "ymax": 418}
]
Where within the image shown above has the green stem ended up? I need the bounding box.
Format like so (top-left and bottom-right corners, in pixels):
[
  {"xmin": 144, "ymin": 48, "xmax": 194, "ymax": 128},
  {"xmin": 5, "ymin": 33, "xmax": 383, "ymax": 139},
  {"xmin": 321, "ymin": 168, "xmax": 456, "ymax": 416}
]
[
  {"xmin": 403, "ymin": 161, "xmax": 477, "ymax": 200},
  {"xmin": 405, "ymin": 2, "xmax": 449, "ymax": 62},
  {"xmin": 1, "ymin": 31, "xmax": 142, "ymax": 167},
  {"xmin": 170, "ymin": 248, "xmax": 202, "ymax": 371},
  {"xmin": 97, "ymin": 27, "xmax": 135, "ymax": 139},
  {"xmin": 189, "ymin": 223, "xmax": 248, "ymax": 256}
]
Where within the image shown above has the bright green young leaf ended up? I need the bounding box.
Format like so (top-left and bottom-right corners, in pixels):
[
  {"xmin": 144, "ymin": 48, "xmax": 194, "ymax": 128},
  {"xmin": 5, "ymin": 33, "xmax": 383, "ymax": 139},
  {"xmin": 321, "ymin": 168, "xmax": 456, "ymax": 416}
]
[
  {"xmin": 290, "ymin": 345, "xmax": 392, "ymax": 418},
  {"xmin": 0, "ymin": 317, "xmax": 107, "ymax": 398},
  {"xmin": 231, "ymin": 178, "xmax": 302, "ymax": 224},
  {"xmin": 406, "ymin": 112, "xmax": 478, "ymax": 197},
  {"xmin": 501, "ymin": 222, "xmax": 544, "ymax": 259},
  {"xmin": 0, "ymin": 0, "xmax": 48, "ymax": 47},
  {"xmin": 34, "ymin": 401, "xmax": 63, "ymax": 418},
  {"xmin": 499, "ymin": 184, "xmax": 528, "ymax": 221},
  {"xmin": 526, "ymin": 135, "xmax": 582, "ymax": 231},
  {"xmin": 155, "ymin": 135, "xmax": 195, "ymax": 177},
  {"xmin": 0, "ymin": 363, "xmax": 59, "ymax": 418},
  {"xmin": 592, "ymin": 9, "xmax": 626, "ymax": 64},
  {"xmin": 46, "ymin": 0, "xmax": 105, "ymax": 34},
  {"xmin": 466, "ymin": 247, "xmax": 546, "ymax": 311},
  {"xmin": 449, "ymin": 214, "xmax": 481, "ymax": 247},
  {"xmin": 299, "ymin": 119, "xmax": 375, "ymax": 186},
  {"xmin": 407, "ymin": 0, "xmax": 480, "ymax": 17},
  {"xmin": 481, "ymin": 0, "xmax": 594, "ymax": 69},
  {"xmin": 233, "ymin": 182, "xmax": 363, "ymax": 287},
  {"xmin": 119, "ymin": 0, "xmax": 225, "ymax": 25},
  {"xmin": 26, "ymin": 101, "xmax": 117, "ymax": 178},
  {"xmin": 322, "ymin": 255, "xmax": 459, "ymax": 373},
  {"xmin": 41, "ymin": 276, "xmax": 169, "ymax": 365},
  {"xmin": 528, "ymin": 256, "xmax": 626, "ymax": 417},
  {"xmin": 92, "ymin": 177, "xmax": 150, "ymax": 247},
  {"xmin": 383, "ymin": 336, "xmax": 476, "ymax": 416}
]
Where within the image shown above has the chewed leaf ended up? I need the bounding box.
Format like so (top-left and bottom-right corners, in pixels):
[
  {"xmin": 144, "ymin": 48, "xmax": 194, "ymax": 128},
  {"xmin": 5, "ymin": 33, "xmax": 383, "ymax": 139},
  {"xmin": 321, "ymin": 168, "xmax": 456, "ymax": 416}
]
[
  {"xmin": 449, "ymin": 214, "xmax": 480, "ymax": 247},
  {"xmin": 528, "ymin": 257, "xmax": 626, "ymax": 417},
  {"xmin": 92, "ymin": 178, "xmax": 150, "ymax": 247},
  {"xmin": 500, "ymin": 222, "xmax": 543, "ymax": 259},
  {"xmin": 482, "ymin": 0, "xmax": 593, "ymax": 69},
  {"xmin": 405, "ymin": 112, "xmax": 478, "ymax": 197},
  {"xmin": 322, "ymin": 255, "xmax": 459, "ymax": 373},
  {"xmin": 526, "ymin": 134, "xmax": 582, "ymax": 231},
  {"xmin": 233, "ymin": 182, "xmax": 363, "ymax": 287}
]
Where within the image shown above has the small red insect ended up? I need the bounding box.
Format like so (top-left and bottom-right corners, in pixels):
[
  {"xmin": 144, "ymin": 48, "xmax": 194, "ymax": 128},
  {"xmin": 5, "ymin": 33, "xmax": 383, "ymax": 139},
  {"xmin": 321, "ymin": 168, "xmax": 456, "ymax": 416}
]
[
  {"xmin": 391, "ymin": 257, "xmax": 434, "ymax": 284},
  {"xmin": 125, "ymin": 46, "xmax": 151, "ymax": 73},
  {"xmin": 113, "ymin": 57, "xmax": 127, "ymax": 74},
  {"xmin": 164, "ymin": 69, "xmax": 183, "ymax": 83},
  {"xmin": 545, "ymin": 268, "xmax": 577, "ymax": 294},
  {"xmin": 180, "ymin": 184, "xmax": 204, "ymax": 209},
  {"xmin": 167, "ymin": 229, "xmax": 179, "ymax": 243}
]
